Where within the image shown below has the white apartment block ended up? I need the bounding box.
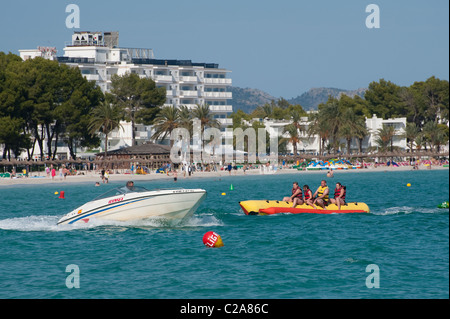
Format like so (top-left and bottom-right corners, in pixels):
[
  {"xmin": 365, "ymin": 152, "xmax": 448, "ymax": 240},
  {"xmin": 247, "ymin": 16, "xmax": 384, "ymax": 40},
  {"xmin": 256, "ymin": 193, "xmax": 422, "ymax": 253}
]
[
  {"xmin": 365, "ymin": 114, "xmax": 407, "ymax": 151},
  {"xmin": 258, "ymin": 113, "xmax": 407, "ymax": 155},
  {"xmin": 18, "ymin": 31, "xmax": 233, "ymax": 156}
]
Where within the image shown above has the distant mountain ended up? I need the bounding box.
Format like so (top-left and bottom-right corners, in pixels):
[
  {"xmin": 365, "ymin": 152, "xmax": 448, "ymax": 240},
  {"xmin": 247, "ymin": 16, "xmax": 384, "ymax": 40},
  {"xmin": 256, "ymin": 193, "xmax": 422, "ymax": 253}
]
[
  {"xmin": 230, "ymin": 86, "xmax": 367, "ymax": 113},
  {"xmin": 288, "ymin": 87, "xmax": 367, "ymax": 111},
  {"xmin": 229, "ymin": 87, "xmax": 276, "ymax": 113}
]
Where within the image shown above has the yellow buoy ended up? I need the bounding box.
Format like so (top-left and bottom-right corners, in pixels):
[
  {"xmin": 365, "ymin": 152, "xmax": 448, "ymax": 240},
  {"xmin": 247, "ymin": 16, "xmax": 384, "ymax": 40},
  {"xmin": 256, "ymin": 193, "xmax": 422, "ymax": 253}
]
[
  {"xmin": 54, "ymin": 191, "xmax": 59, "ymax": 195},
  {"xmin": 221, "ymin": 193, "xmax": 226, "ymax": 196},
  {"xmin": 407, "ymin": 183, "xmax": 411, "ymax": 187}
]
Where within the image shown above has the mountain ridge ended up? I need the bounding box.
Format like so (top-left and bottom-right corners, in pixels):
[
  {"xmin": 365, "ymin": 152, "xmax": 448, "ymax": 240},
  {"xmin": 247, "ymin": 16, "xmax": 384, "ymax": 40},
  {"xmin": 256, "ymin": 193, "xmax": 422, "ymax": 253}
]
[{"xmin": 230, "ymin": 86, "xmax": 367, "ymax": 113}]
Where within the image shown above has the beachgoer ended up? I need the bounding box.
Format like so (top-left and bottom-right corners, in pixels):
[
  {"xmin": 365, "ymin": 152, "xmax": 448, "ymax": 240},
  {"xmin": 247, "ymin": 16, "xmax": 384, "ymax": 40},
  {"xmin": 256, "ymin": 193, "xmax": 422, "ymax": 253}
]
[
  {"xmin": 95, "ymin": 182, "xmax": 100, "ymax": 187},
  {"xmin": 173, "ymin": 170, "xmax": 178, "ymax": 182},
  {"xmin": 104, "ymin": 170, "xmax": 109, "ymax": 183},
  {"xmin": 101, "ymin": 168, "xmax": 105, "ymax": 183},
  {"xmin": 313, "ymin": 180, "xmax": 329, "ymax": 209},
  {"xmin": 330, "ymin": 182, "xmax": 346, "ymax": 210},
  {"xmin": 327, "ymin": 170, "xmax": 334, "ymax": 178},
  {"xmin": 283, "ymin": 182, "xmax": 304, "ymax": 208},
  {"xmin": 227, "ymin": 163, "xmax": 232, "ymax": 175},
  {"xmin": 51, "ymin": 168, "xmax": 56, "ymax": 180}
]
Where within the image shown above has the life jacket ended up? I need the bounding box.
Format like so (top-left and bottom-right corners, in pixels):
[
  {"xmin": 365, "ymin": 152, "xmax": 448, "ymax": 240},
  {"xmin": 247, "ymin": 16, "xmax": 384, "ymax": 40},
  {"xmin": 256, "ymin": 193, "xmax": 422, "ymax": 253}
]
[
  {"xmin": 292, "ymin": 187, "xmax": 303, "ymax": 199},
  {"xmin": 304, "ymin": 190, "xmax": 312, "ymax": 201},
  {"xmin": 317, "ymin": 186, "xmax": 329, "ymax": 201},
  {"xmin": 334, "ymin": 186, "xmax": 346, "ymax": 200}
]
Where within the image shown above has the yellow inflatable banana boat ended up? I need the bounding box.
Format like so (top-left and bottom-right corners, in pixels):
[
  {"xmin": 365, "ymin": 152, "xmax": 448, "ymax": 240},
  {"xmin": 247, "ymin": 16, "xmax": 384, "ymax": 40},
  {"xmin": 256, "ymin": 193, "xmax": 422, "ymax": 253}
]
[{"xmin": 239, "ymin": 200, "xmax": 370, "ymax": 215}]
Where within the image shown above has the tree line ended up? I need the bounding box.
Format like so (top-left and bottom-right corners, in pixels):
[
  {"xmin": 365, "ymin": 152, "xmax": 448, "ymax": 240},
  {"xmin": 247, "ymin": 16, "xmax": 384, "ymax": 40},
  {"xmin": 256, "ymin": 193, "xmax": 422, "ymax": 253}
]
[
  {"xmin": 1, "ymin": 51, "xmax": 448, "ymax": 160},
  {"xmin": 229, "ymin": 77, "xmax": 449, "ymax": 155},
  {"xmin": 0, "ymin": 52, "xmax": 165, "ymax": 160}
]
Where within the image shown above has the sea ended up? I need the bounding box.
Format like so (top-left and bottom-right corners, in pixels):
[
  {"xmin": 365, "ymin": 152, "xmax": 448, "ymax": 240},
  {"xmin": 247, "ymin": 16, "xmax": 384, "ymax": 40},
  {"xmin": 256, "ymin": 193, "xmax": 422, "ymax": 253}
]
[{"xmin": 0, "ymin": 169, "xmax": 448, "ymax": 300}]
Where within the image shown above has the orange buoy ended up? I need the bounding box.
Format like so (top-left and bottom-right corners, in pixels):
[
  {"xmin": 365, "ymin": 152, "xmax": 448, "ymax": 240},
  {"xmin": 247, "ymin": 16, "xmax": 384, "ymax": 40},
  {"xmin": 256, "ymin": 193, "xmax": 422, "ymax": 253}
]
[
  {"xmin": 202, "ymin": 231, "xmax": 224, "ymax": 248},
  {"xmin": 59, "ymin": 191, "xmax": 65, "ymax": 199}
]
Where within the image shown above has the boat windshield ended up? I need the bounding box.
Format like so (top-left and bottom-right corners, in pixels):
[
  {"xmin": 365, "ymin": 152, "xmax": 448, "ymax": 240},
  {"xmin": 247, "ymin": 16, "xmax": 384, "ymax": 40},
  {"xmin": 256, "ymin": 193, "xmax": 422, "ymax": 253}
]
[{"xmin": 94, "ymin": 186, "xmax": 150, "ymax": 201}]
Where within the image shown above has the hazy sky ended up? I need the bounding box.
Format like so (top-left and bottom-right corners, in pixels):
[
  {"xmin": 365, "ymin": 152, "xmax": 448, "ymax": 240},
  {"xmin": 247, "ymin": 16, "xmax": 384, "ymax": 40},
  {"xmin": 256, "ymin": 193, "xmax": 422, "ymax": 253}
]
[{"xmin": 0, "ymin": 0, "xmax": 448, "ymax": 98}]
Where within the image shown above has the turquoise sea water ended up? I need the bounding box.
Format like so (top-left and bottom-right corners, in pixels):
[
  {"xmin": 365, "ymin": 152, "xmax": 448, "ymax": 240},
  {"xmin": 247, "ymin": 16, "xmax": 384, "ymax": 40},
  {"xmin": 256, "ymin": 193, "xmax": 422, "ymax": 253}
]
[{"xmin": 0, "ymin": 169, "xmax": 448, "ymax": 299}]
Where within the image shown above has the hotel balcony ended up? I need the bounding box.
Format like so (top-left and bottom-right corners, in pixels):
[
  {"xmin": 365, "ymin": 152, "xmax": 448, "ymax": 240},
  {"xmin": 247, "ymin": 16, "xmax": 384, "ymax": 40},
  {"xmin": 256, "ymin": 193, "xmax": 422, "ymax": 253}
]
[
  {"xmin": 203, "ymin": 78, "xmax": 232, "ymax": 85},
  {"xmin": 179, "ymin": 76, "xmax": 198, "ymax": 83},
  {"xmin": 154, "ymin": 75, "xmax": 173, "ymax": 82},
  {"xmin": 217, "ymin": 118, "xmax": 233, "ymax": 126},
  {"xmin": 203, "ymin": 92, "xmax": 232, "ymax": 99},
  {"xmin": 209, "ymin": 105, "xmax": 233, "ymax": 113},
  {"xmin": 180, "ymin": 90, "xmax": 199, "ymax": 98},
  {"xmin": 84, "ymin": 74, "xmax": 100, "ymax": 81}
]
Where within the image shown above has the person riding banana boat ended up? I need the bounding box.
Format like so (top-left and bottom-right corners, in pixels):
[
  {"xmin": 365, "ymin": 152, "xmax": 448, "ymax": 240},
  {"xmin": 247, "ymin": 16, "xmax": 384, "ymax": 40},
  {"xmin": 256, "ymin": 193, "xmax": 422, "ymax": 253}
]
[{"xmin": 312, "ymin": 180, "xmax": 329, "ymax": 209}]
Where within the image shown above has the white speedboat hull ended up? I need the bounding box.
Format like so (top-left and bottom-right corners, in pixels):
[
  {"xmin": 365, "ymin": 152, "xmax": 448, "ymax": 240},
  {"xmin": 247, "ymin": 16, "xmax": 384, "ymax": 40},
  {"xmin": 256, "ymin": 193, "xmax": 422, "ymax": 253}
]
[{"xmin": 57, "ymin": 188, "xmax": 206, "ymax": 225}]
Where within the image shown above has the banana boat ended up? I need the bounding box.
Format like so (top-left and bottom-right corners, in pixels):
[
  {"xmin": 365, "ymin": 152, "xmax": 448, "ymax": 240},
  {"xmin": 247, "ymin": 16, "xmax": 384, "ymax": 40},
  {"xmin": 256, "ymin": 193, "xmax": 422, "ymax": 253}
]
[{"xmin": 239, "ymin": 200, "xmax": 370, "ymax": 215}]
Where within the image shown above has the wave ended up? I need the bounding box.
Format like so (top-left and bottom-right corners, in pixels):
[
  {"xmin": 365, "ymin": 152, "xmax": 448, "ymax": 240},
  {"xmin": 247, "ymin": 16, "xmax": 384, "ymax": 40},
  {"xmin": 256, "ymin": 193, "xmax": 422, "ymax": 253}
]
[
  {"xmin": 0, "ymin": 213, "xmax": 224, "ymax": 232},
  {"xmin": 372, "ymin": 206, "xmax": 446, "ymax": 216},
  {"xmin": 0, "ymin": 215, "xmax": 67, "ymax": 232}
]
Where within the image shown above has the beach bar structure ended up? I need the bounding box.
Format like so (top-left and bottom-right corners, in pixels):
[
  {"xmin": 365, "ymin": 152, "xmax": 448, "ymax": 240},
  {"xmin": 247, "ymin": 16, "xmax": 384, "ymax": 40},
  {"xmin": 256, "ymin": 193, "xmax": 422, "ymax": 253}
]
[{"xmin": 94, "ymin": 142, "xmax": 172, "ymax": 171}]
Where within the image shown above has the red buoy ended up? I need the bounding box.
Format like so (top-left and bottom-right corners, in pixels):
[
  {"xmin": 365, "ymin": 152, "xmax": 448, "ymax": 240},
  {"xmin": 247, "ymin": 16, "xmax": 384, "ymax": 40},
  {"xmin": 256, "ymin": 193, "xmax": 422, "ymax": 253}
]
[
  {"xmin": 202, "ymin": 231, "xmax": 224, "ymax": 248},
  {"xmin": 59, "ymin": 191, "xmax": 65, "ymax": 199}
]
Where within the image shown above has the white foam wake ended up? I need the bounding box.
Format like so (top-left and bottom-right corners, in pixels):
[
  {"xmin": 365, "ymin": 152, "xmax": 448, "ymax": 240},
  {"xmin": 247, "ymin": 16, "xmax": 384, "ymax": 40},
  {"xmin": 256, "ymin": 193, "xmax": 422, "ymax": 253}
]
[
  {"xmin": 0, "ymin": 213, "xmax": 223, "ymax": 232},
  {"xmin": 372, "ymin": 206, "xmax": 444, "ymax": 216}
]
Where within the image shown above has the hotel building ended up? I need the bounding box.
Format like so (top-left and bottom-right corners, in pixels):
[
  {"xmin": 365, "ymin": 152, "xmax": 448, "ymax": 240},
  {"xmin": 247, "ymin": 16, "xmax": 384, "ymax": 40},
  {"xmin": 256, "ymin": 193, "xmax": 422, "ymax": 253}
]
[{"xmin": 18, "ymin": 31, "xmax": 233, "ymax": 155}]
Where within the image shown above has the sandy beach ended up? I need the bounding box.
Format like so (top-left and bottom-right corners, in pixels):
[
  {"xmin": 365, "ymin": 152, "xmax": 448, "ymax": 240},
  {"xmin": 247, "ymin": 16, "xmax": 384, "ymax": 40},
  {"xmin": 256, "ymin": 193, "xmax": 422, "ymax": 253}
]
[{"xmin": 1, "ymin": 164, "xmax": 447, "ymax": 186}]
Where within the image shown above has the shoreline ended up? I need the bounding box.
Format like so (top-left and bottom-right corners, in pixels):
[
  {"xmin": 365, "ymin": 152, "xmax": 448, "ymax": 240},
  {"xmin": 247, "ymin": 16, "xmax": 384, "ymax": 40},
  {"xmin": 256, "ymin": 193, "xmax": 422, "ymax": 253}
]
[{"xmin": 1, "ymin": 165, "xmax": 447, "ymax": 186}]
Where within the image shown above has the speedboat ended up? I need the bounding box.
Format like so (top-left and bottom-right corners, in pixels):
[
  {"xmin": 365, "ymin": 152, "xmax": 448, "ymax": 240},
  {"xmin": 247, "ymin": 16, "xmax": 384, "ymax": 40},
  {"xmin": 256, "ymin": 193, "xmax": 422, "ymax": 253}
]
[{"xmin": 57, "ymin": 185, "xmax": 207, "ymax": 225}]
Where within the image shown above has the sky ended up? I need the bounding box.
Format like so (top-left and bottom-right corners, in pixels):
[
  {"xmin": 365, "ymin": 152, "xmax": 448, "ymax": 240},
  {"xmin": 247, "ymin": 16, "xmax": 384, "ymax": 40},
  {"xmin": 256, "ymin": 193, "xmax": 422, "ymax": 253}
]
[{"xmin": 0, "ymin": 0, "xmax": 448, "ymax": 98}]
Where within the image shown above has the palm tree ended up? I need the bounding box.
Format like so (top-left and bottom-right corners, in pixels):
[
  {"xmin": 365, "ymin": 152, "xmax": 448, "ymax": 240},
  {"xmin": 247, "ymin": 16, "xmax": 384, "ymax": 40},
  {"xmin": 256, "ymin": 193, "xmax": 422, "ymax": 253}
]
[
  {"xmin": 375, "ymin": 125, "xmax": 395, "ymax": 153},
  {"xmin": 178, "ymin": 105, "xmax": 193, "ymax": 134},
  {"xmin": 414, "ymin": 133, "xmax": 426, "ymax": 152},
  {"xmin": 151, "ymin": 105, "xmax": 180, "ymax": 147},
  {"xmin": 88, "ymin": 101, "xmax": 124, "ymax": 157},
  {"xmin": 402, "ymin": 122, "xmax": 419, "ymax": 153},
  {"xmin": 318, "ymin": 99, "xmax": 341, "ymax": 154},
  {"xmin": 192, "ymin": 104, "xmax": 221, "ymax": 162},
  {"xmin": 281, "ymin": 124, "xmax": 301, "ymax": 155},
  {"xmin": 422, "ymin": 121, "xmax": 449, "ymax": 152},
  {"xmin": 339, "ymin": 109, "xmax": 357, "ymax": 155},
  {"xmin": 354, "ymin": 118, "xmax": 369, "ymax": 154},
  {"xmin": 307, "ymin": 112, "xmax": 331, "ymax": 156}
]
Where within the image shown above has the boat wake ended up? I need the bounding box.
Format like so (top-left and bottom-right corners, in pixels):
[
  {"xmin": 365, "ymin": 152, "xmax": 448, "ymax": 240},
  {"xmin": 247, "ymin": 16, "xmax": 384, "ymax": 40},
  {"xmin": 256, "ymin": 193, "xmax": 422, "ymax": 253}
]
[
  {"xmin": 0, "ymin": 213, "xmax": 223, "ymax": 232},
  {"xmin": 372, "ymin": 206, "xmax": 446, "ymax": 216}
]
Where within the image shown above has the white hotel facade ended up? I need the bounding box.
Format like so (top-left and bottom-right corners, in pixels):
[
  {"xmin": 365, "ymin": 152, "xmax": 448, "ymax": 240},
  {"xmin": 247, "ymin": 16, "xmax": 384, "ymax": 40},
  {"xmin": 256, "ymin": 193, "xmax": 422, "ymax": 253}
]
[{"xmin": 19, "ymin": 31, "xmax": 233, "ymax": 155}]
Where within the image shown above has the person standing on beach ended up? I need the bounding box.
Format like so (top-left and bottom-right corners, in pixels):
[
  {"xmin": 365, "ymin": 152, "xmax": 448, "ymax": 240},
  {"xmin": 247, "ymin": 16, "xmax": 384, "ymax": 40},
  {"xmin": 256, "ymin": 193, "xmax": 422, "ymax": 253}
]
[
  {"xmin": 51, "ymin": 167, "xmax": 56, "ymax": 180},
  {"xmin": 313, "ymin": 180, "xmax": 329, "ymax": 209}
]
